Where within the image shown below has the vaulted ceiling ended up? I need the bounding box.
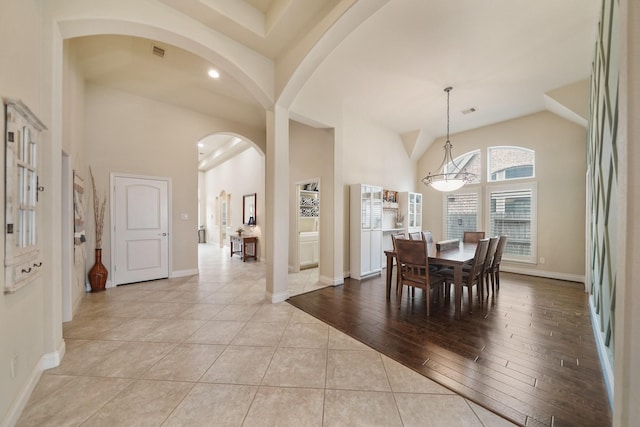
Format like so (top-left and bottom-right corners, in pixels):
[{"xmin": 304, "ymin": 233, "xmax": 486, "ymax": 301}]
[{"xmin": 69, "ymin": 0, "xmax": 599, "ymax": 168}]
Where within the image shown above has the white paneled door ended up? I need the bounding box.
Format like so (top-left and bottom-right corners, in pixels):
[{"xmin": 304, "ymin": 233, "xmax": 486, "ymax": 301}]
[{"xmin": 112, "ymin": 175, "xmax": 169, "ymax": 285}]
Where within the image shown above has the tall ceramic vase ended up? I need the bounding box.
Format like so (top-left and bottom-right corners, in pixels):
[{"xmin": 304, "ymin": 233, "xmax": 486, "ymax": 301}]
[{"xmin": 88, "ymin": 248, "xmax": 108, "ymax": 292}]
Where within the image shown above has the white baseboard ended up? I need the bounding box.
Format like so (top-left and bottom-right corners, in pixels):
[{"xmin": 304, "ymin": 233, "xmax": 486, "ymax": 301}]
[
  {"xmin": 1, "ymin": 341, "xmax": 65, "ymax": 427},
  {"xmin": 501, "ymin": 265, "xmax": 585, "ymax": 284},
  {"xmin": 589, "ymin": 301, "xmax": 614, "ymax": 409},
  {"xmin": 319, "ymin": 274, "xmax": 344, "ymax": 286},
  {"xmin": 171, "ymin": 268, "xmax": 198, "ymax": 278},
  {"xmin": 266, "ymin": 290, "xmax": 289, "ymax": 303}
]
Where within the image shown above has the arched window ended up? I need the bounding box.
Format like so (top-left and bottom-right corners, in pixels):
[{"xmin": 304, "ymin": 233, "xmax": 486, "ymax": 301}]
[
  {"xmin": 487, "ymin": 146, "xmax": 535, "ymax": 182},
  {"xmin": 445, "ymin": 149, "xmax": 481, "ymax": 184}
]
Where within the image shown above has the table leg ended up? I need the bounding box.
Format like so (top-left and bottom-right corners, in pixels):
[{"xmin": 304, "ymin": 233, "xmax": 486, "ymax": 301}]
[
  {"xmin": 454, "ymin": 266, "xmax": 462, "ymax": 320},
  {"xmin": 386, "ymin": 254, "xmax": 393, "ymax": 299}
]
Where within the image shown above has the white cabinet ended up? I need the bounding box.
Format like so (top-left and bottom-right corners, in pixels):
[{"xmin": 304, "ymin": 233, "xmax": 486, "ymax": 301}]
[
  {"xmin": 350, "ymin": 184, "xmax": 383, "ymax": 279},
  {"xmin": 4, "ymin": 98, "xmax": 46, "ymax": 293},
  {"xmin": 298, "ymin": 189, "xmax": 319, "ymax": 232},
  {"xmin": 299, "ymin": 232, "xmax": 319, "ymax": 268},
  {"xmin": 399, "ymin": 191, "xmax": 422, "ymax": 234},
  {"xmin": 298, "ymin": 188, "xmax": 319, "ymax": 268}
]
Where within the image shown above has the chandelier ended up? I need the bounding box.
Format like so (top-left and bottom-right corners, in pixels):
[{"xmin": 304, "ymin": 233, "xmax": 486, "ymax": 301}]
[{"xmin": 422, "ymin": 87, "xmax": 475, "ymax": 192}]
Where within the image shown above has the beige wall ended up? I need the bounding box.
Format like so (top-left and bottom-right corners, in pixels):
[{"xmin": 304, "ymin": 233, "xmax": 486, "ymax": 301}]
[
  {"xmin": 341, "ymin": 109, "xmax": 417, "ymax": 276},
  {"xmin": 418, "ymin": 111, "xmax": 587, "ymax": 279},
  {"xmin": 202, "ymin": 147, "xmax": 265, "ymax": 258},
  {"xmin": 84, "ymin": 84, "xmax": 266, "ymax": 277},
  {"xmin": 62, "ymin": 39, "xmax": 88, "ymax": 313},
  {"xmin": 614, "ymin": 0, "xmax": 640, "ymax": 424},
  {"xmin": 289, "ymin": 120, "xmax": 335, "ymax": 280},
  {"xmin": 0, "ymin": 0, "xmax": 50, "ymax": 421}
]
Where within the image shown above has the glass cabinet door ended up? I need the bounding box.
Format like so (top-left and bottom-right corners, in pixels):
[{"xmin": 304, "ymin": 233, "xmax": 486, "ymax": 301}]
[
  {"xmin": 371, "ymin": 186, "xmax": 382, "ymax": 229},
  {"xmin": 415, "ymin": 193, "xmax": 422, "ymax": 228},
  {"xmin": 361, "ymin": 185, "xmax": 371, "ymax": 229}
]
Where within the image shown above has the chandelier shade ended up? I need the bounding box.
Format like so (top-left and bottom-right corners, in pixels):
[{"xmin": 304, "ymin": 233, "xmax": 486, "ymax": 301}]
[{"xmin": 422, "ymin": 87, "xmax": 476, "ymax": 192}]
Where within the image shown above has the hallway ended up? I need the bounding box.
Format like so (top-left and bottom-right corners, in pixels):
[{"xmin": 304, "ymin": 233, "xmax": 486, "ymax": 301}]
[{"xmin": 16, "ymin": 244, "xmax": 513, "ymax": 426}]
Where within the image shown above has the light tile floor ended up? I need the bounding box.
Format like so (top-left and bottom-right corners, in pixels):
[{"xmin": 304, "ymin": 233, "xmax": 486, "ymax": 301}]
[{"xmin": 17, "ymin": 243, "xmax": 515, "ymax": 426}]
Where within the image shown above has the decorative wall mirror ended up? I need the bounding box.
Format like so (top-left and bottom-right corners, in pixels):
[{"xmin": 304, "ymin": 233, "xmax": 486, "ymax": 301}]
[{"xmin": 243, "ymin": 193, "xmax": 256, "ymax": 225}]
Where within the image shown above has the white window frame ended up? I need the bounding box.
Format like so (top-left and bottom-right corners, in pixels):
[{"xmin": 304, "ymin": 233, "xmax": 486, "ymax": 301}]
[
  {"xmin": 442, "ymin": 188, "xmax": 482, "ymax": 241},
  {"xmin": 485, "ymin": 182, "xmax": 537, "ymax": 264},
  {"xmin": 487, "ymin": 146, "xmax": 535, "ymax": 182}
]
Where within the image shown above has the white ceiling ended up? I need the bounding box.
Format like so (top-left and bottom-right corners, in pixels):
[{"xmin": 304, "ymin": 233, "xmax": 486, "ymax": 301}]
[{"xmin": 69, "ymin": 0, "xmax": 600, "ymax": 168}]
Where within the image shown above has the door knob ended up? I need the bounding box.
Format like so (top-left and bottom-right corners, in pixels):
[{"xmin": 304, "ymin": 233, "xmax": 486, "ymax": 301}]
[{"xmin": 158, "ymin": 232, "xmax": 167, "ymax": 236}]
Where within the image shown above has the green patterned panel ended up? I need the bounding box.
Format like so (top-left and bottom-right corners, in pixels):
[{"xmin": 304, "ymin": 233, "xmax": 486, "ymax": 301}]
[{"xmin": 588, "ymin": 0, "xmax": 618, "ymax": 366}]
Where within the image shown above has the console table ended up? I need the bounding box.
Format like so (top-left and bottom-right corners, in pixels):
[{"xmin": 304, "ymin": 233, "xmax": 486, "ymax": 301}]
[{"xmin": 230, "ymin": 235, "xmax": 258, "ymax": 261}]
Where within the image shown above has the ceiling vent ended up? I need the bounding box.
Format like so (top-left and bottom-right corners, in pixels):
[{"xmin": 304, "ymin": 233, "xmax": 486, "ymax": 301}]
[
  {"xmin": 461, "ymin": 107, "xmax": 477, "ymax": 115},
  {"xmin": 152, "ymin": 45, "xmax": 165, "ymax": 58}
]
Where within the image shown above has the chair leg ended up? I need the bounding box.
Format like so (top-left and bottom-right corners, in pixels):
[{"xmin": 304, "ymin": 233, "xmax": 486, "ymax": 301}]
[
  {"xmin": 490, "ymin": 271, "xmax": 496, "ymax": 294},
  {"xmin": 484, "ymin": 272, "xmax": 490, "ymax": 296},
  {"xmin": 425, "ymin": 286, "xmax": 430, "ymax": 317},
  {"xmin": 495, "ymin": 268, "xmax": 501, "ymax": 291},
  {"xmin": 468, "ymin": 285, "xmax": 473, "ymax": 314}
]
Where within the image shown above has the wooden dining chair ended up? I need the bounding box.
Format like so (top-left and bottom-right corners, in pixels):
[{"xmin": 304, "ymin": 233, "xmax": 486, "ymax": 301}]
[
  {"xmin": 463, "ymin": 231, "xmax": 486, "ymax": 243},
  {"xmin": 391, "ymin": 232, "xmax": 406, "ymax": 250},
  {"xmin": 440, "ymin": 238, "xmax": 489, "ymax": 314},
  {"xmin": 394, "ymin": 238, "xmax": 445, "ymax": 317},
  {"xmin": 487, "ymin": 236, "xmax": 508, "ymax": 293},
  {"xmin": 391, "ymin": 233, "xmax": 406, "ymax": 294},
  {"xmin": 408, "ymin": 232, "xmax": 423, "ymax": 240},
  {"xmin": 482, "ymin": 237, "xmax": 499, "ymax": 297}
]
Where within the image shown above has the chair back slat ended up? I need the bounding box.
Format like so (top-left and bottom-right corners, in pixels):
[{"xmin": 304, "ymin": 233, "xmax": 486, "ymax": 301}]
[
  {"xmin": 492, "ymin": 236, "xmax": 508, "ymax": 269},
  {"xmin": 463, "ymin": 231, "xmax": 485, "ymax": 243},
  {"xmin": 484, "ymin": 237, "xmax": 499, "ymax": 273},
  {"xmin": 391, "ymin": 233, "xmax": 406, "ymax": 251},
  {"xmin": 468, "ymin": 238, "xmax": 490, "ymax": 281},
  {"xmin": 408, "ymin": 232, "xmax": 423, "ymax": 240},
  {"xmin": 395, "ymin": 238, "xmax": 428, "ymax": 268}
]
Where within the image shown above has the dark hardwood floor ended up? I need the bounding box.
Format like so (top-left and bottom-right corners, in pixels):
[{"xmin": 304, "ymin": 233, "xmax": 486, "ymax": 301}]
[{"xmin": 287, "ymin": 271, "xmax": 611, "ymax": 427}]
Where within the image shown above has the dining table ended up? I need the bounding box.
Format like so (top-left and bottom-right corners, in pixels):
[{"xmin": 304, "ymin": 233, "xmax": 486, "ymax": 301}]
[{"xmin": 384, "ymin": 241, "xmax": 478, "ymax": 320}]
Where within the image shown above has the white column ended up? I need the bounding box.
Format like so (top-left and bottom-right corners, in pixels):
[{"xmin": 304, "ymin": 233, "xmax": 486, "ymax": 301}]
[
  {"xmin": 332, "ymin": 115, "xmax": 345, "ymax": 285},
  {"xmin": 614, "ymin": 0, "xmax": 640, "ymax": 424},
  {"xmin": 265, "ymin": 105, "xmax": 290, "ymax": 303}
]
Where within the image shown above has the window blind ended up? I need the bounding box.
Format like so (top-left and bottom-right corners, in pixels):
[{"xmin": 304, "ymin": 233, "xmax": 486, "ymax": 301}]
[
  {"xmin": 489, "ymin": 188, "xmax": 533, "ymax": 257},
  {"xmin": 445, "ymin": 192, "xmax": 478, "ymax": 241}
]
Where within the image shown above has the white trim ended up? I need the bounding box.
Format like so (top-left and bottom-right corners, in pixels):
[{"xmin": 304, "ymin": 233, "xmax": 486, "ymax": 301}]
[
  {"xmin": 501, "ymin": 265, "xmax": 585, "ymax": 284},
  {"xmin": 266, "ymin": 290, "xmax": 289, "ymax": 303},
  {"xmin": 319, "ymin": 274, "xmax": 344, "ymax": 286},
  {"xmin": 1, "ymin": 341, "xmax": 65, "ymax": 427},
  {"xmin": 589, "ymin": 300, "xmax": 614, "ymax": 409},
  {"xmin": 171, "ymin": 268, "xmax": 198, "ymax": 278}
]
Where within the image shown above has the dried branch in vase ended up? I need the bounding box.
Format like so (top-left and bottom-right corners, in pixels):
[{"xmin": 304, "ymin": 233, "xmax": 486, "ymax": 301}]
[{"xmin": 89, "ymin": 167, "xmax": 107, "ymax": 249}]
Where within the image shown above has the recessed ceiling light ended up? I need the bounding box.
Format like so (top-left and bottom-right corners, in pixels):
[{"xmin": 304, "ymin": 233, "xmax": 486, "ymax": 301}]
[{"xmin": 208, "ymin": 69, "xmax": 220, "ymax": 79}]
